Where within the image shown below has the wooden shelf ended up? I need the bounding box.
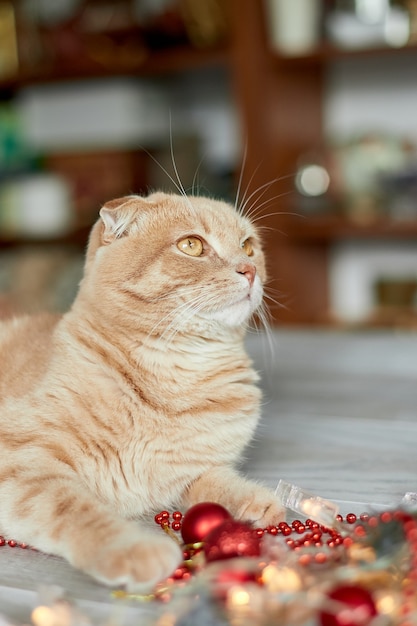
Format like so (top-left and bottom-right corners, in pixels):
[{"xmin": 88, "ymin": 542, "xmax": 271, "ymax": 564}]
[
  {"xmin": 277, "ymin": 214, "xmax": 417, "ymax": 241},
  {"xmin": 271, "ymin": 41, "xmax": 417, "ymax": 65},
  {"xmin": 0, "ymin": 44, "xmax": 229, "ymax": 93},
  {"xmin": 0, "ymin": 226, "xmax": 91, "ymax": 248}
]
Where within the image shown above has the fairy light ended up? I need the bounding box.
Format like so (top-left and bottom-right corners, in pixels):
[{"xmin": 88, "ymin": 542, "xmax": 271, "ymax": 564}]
[
  {"xmin": 31, "ymin": 602, "xmax": 73, "ymax": 626},
  {"xmin": 262, "ymin": 565, "xmax": 302, "ymax": 592},
  {"xmin": 31, "ymin": 607, "xmax": 56, "ymax": 626},
  {"xmin": 227, "ymin": 586, "xmax": 251, "ymax": 608},
  {"xmin": 375, "ymin": 590, "xmax": 401, "ymax": 616},
  {"xmin": 275, "ymin": 480, "xmax": 339, "ymax": 527}
]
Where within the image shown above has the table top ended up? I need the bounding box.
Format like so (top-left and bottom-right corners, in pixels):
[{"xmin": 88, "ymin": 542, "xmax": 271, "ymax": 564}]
[{"xmin": 1, "ymin": 329, "xmax": 416, "ymax": 624}]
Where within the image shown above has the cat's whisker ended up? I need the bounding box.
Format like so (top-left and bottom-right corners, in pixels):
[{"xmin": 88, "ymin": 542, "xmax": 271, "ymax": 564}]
[
  {"xmin": 191, "ymin": 150, "xmax": 208, "ymax": 197},
  {"xmin": 158, "ymin": 284, "xmax": 251, "ymax": 348},
  {"xmin": 169, "ymin": 118, "xmax": 189, "ymax": 203},
  {"xmin": 234, "ymin": 139, "xmax": 248, "ymax": 215},
  {"xmin": 264, "ymin": 285, "xmax": 282, "ymax": 297},
  {"xmin": 146, "ymin": 286, "xmax": 214, "ymax": 338},
  {"xmin": 239, "ymin": 164, "xmax": 261, "ymax": 219},
  {"xmin": 249, "ymin": 305, "xmax": 277, "ymax": 368},
  {"xmin": 140, "ymin": 148, "xmax": 188, "ymax": 200},
  {"xmin": 263, "ymin": 290, "xmax": 288, "ymax": 311},
  {"xmin": 239, "ymin": 174, "xmax": 294, "ymax": 218},
  {"xmin": 158, "ymin": 309, "xmax": 201, "ymax": 348},
  {"xmin": 137, "ymin": 140, "xmax": 195, "ymax": 214},
  {"xmin": 250, "ymin": 224, "xmax": 279, "ymax": 234},
  {"xmin": 235, "ymin": 144, "xmax": 265, "ymax": 218},
  {"xmin": 241, "ymin": 172, "xmax": 276, "ymax": 219},
  {"xmin": 153, "ymin": 285, "xmax": 206, "ymax": 306},
  {"xmin": 257, "ymin": 298, "xmax": 275, "ymax": 333},
  {"xmin": 254, "ymin": 210, "xmax": 304, "ymax": 222},
  {"xmin": 162, "ymin": 296, "xmax": 205, "ymax": 330},
  {"xmin": 244, "ymin": 190, "xmax": 295, "ymax": 222},
  {"xmin": 238, "ymin": 162, "xmax": 266, "ymax": 218},
  {"xmin": 146, "ymin": 294, "xmax": 203, "ymax": 342},
  {"xmin": 151, "ymin": 291, "xmax": 218, "ymax": 347}
]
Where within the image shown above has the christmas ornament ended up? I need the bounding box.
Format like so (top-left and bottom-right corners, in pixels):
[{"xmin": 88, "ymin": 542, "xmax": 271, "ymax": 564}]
[
  {"xmin": 180, "ymin": 502, "xmax": 232, "ymax": 545},
  {"xmin": 319, "ymin": 584, "xmax": 378, "ymax": 626},
  {"xmin": 2, "ymin": 481, "xmax": 417, "ymax": 626},
  {"xmin": 207, "ymin": 560, "xmax": 260, "ymax": 601},
  {"xmin": 214, "ymin": 566, "xmax": 258, "ymax": 588},
  {"xmin": 203, "ymin": 519, "xmax": 261, "ymax": 562}
]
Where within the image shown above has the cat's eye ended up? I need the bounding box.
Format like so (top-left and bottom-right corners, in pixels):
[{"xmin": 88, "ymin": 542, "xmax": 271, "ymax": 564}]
[
  {"xmin": 177, "ymin": 236, "xmax": 204, "ymax": 257},
  {"xmin": 242, "ymin": 239, "xmax": 254, "ymax": 257}
]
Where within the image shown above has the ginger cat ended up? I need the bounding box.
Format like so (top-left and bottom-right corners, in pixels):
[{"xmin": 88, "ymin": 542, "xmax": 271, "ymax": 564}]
[{"xmin": 0, "ymin": 192, "xmax": 284, "ymax": 591}]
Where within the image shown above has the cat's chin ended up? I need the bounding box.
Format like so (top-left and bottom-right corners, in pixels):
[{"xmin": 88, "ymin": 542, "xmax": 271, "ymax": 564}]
[{"xmin": 201, "ymin": 295, "xmax": 261, "ymax": 328}]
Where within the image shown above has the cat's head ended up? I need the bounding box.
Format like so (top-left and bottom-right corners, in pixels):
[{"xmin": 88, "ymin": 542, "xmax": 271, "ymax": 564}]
[{"xmin": 82, "ymin": 192, "xmax": 267, "ymax": 332}]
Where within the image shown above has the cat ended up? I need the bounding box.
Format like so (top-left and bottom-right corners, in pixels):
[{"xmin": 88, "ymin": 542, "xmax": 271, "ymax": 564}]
[{"xmin": 0, "ymin": 191, "xmax": 285, "ymax": 591}]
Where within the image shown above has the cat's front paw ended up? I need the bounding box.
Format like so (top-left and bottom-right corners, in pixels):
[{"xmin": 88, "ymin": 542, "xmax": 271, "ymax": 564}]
[
  {"xmin": 80, "ymin": 532, "xmax": 183, "ymax": 592},
  {"xmin": 235, "ymin": 486, "xmax": 286, "ymax": 528}
]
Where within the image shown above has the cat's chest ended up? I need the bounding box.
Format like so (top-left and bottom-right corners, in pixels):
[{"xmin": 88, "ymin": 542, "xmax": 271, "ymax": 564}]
[
  {"xmin": 90, "ymin": 377, "xmax": 260, "ymax": 514},
  {"xmin": 69, "ymin": 340, "xmax": 260, "ymax": 512},
  {"xmin": 107, "ymin": 414, "xmax": 257, "ymax": 515},
  {"xmin": 106, "ymin": 339, "xmax": 259, "ymax": 414}
]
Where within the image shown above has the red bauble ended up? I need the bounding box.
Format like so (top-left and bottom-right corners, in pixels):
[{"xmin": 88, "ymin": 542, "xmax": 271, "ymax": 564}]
[
  {"xmin": 181, "ymin": 502, "xmax": 232, "ymax": 545},
  {"xmin": 319, "ymin": 584, "xmax": 377, "ymax": 626},
  {"xmin": 212, "ymin": 565, "xmax": 258, "ymax": 601},
  {"xmin": 215, "ymin": 567, "xmax": 257, "ymax": 587},
  {"xmin": 204, "ymin": 519, "xmax": 261, "ymax": 562}
]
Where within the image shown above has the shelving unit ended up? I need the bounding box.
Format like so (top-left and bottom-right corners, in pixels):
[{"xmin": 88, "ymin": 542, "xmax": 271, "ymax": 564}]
[
  {"xmin": 278, "ymin": 215, "xmax": 417, "ymax": 242},
  {"xmin": 230, "ymin": 0, "xmax": 417, "ymax": 325},
  {"xmin": 0, "ymin": 45, "xmax": 228, "ymax": 92},
  {"xmin": 1, "ymin": 0, "xmax": 417, "ymax": 325}
]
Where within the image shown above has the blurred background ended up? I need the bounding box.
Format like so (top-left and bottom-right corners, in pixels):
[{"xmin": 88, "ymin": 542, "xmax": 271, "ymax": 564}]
[{"xmin": 0, "ymin": 0, "xmax": 417, "ymax": 328}]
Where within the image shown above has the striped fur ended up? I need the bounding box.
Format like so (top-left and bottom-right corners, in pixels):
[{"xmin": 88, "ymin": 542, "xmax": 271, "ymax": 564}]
[{"xmin": 0, "ymin": 192, "xmax": 284, "ymax": 591}]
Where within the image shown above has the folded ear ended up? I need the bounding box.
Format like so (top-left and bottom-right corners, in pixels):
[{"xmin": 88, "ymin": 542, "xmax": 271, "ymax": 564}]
[{"xmin": 99, "ymin": 195, "xmax": 139, "ymax": 243}]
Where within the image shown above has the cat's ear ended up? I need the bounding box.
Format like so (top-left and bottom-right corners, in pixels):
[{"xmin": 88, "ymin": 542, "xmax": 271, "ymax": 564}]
[{"xmin": 99, "ymin": 196, "xmax": 138, "ymax": 243}]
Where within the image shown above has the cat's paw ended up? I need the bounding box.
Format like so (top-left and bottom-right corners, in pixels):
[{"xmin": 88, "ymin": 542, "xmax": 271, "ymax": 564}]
[
  {"xmin": 82, "ymin": 532, "xmax": 183, "ymax": 592},
  {"xmin": 234, "ymin": 487, "xmax": 286, "ymax": 528}
]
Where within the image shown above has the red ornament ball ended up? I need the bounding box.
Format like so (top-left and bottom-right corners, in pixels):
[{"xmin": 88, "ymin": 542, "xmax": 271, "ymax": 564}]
[
  {"xmin": 212, "ymin": 566, "xmax": 258, "ymax": 601},
  {"xmin": 181, "ymin": 502, "xmax": 232, "ymax": 544},
  {"xmin": 204, "ymin": 519, "xmax": 261, "ymax": 562},
  {"xmin": 319, "ymin": 584, "xmax": 377, "ymax": 626}
]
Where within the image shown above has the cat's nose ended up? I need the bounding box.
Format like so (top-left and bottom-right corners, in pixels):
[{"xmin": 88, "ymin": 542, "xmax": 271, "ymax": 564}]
[{"xmin": 237, "ymin": 263, "xmax": 256, "ymax": 287}]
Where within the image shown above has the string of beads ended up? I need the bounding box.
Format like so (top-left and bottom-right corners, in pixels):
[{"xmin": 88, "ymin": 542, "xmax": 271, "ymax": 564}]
[{"xmin": 154, "ymin": 506, "xmax": 417, "ymax": 622}]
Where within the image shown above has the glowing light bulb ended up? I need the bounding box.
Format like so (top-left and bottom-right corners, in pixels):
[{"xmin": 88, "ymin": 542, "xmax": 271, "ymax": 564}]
[
  {"xmin": 31, "ymin": 602, "xmax": 73, "ymax": 626},
  {"xmin": 295, "ymin": 164, "xmax": 330, "ymax": 197},
  {"xmin": 228, "ymin": 586, "xmax": 251, "ymax": 607},
  {"xmin": 31, "ymin": 607, "xmax": 56, "ymax": 626},
  {"xmin": 262, "ymin": 564, "xmax": 302, "ymax": 592}
]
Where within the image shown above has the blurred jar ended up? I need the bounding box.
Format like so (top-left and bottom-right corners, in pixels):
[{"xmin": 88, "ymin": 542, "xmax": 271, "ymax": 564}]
[
  {"xmin": 264, "ymin": 0, "xmax": 322, "ymax": 55},
  {"xmin": 0, "ymin": 173, "xmax": 73, "ymax": 239}
]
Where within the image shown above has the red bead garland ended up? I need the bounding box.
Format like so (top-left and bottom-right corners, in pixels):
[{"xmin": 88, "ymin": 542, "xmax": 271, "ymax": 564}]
[
  {"xmin": 0, "ymin": 536, "xmax": 29, "ymax": 549},
  {"xmin": 154, "ymin": 504, "xmax": 417, "ymax": 617},
  {"xmin": 1, "ymin": 505, "xmax": 415, "ymax": 625}
]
